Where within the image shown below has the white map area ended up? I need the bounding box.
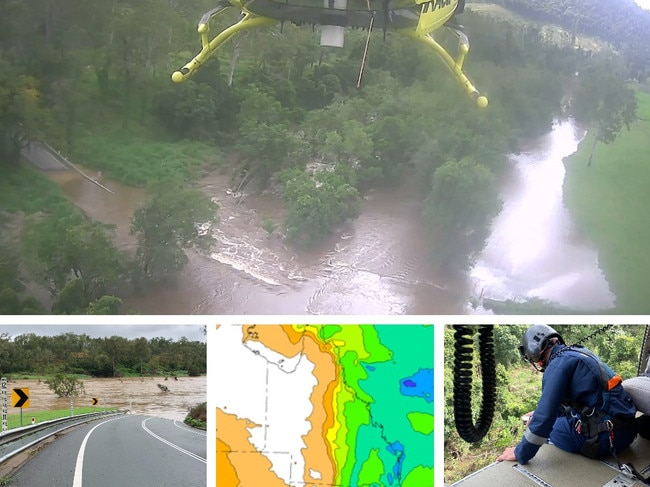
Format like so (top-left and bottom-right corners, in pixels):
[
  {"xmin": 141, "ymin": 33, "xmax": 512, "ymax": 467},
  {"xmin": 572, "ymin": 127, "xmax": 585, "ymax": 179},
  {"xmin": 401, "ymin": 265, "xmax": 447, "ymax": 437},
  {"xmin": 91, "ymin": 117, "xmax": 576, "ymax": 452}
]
[{"xmin": 215, "ymin": 325, "xmax": 317, "ymax": 486}]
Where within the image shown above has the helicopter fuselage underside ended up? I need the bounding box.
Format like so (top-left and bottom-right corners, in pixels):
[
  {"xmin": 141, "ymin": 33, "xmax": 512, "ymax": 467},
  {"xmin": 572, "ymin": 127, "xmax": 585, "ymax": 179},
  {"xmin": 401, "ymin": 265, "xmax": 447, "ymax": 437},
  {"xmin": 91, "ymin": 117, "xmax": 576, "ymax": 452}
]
[{"xmin": 240, "ymin": 0, "xmax": 420, "ymax": 30}]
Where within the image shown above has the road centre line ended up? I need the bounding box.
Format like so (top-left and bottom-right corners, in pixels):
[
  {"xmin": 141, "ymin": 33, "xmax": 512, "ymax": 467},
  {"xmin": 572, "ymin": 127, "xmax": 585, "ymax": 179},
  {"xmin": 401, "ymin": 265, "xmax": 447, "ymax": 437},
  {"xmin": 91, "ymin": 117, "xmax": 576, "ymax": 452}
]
[
  {"xmin": 73, "ymin": 416, "xmax": 125, "ymax": 487},
  {"xmin": 141, "ymin": 417, "xmax": 206, "ymax": 463}
]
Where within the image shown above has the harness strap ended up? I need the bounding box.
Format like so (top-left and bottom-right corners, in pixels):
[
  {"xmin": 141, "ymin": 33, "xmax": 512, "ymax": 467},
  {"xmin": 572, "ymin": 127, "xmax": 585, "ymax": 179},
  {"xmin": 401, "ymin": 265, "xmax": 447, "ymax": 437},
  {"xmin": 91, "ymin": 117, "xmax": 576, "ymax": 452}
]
[
  {"xmin": 567, "ymin": 349, "xmax": 647, "ymax": 485},
  {"xmin": 608, "ymin": 436, "xmax": 650, "ymax": 486},
  {"xmin": 568, "ymin": 348, "xmax": 622, "ymax": 416}
]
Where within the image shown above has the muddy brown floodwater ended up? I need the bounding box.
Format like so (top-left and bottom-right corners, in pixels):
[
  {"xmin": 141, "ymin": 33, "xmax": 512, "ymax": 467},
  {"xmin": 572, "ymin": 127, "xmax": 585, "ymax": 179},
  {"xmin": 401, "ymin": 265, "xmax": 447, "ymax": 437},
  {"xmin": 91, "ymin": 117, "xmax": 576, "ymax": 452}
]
[
  {"xmin": 7, "ymin": 376, "xmax": 206, "ymax": 421},
  {"xmin": 50, "ymin": 167, "xmax": 467, "ymax": 314},
  {"xmin": 47, "ymin": 119, "xmax": 614, "ymax": 314}
]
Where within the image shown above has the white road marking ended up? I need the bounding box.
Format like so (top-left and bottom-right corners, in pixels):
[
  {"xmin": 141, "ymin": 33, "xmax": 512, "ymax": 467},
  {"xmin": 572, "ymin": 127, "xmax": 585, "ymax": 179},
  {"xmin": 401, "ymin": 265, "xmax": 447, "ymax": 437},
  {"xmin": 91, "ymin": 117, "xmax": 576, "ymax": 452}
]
[
  {"xmin": 72, "ymin": 416, "xmax": 124, "ymax": 487},
  {"xmin": 173, "ymin": 419, "xmax": 207, "ymax": 436},
  {"xmin": 141, "ymin": 417, "xmax": 207, "ymax": 463}
]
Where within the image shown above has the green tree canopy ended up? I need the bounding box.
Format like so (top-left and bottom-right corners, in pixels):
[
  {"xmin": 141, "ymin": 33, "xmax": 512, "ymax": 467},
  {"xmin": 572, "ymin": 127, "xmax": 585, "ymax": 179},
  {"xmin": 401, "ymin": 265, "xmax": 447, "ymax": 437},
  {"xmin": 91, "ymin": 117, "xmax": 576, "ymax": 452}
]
[
  {"xmin": 280, "ymin": 166, "xmax": 361, "ymax": 246},
  {"xmin": 22, "ymin": 213, "xmax": 126, "ymax": 307},
  {"xmin": 424, "ymin": 157, "xmax": 502, "ymax": 273},
  {"xmin": 131, "ymin": 180, "xmax": 218, "ymax": 283},
  {"xmin": 46, "ymin": 374, "xmax": 85, "ymax": 398}
]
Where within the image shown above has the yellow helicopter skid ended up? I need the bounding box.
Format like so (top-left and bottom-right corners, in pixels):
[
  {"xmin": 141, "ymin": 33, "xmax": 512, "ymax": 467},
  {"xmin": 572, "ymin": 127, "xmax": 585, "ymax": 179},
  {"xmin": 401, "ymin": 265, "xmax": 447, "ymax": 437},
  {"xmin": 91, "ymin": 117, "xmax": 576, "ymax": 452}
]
[
  {"xmin": 172, "ymin": 12, "xmax": 276, "ymax": 83},
  {"xmin": 401, "ymin": 27, "xmax": 488, "ymax": 108},
  {"xmin": 172, "ymin": 3, "xmax": 487, "ymax": 108}
]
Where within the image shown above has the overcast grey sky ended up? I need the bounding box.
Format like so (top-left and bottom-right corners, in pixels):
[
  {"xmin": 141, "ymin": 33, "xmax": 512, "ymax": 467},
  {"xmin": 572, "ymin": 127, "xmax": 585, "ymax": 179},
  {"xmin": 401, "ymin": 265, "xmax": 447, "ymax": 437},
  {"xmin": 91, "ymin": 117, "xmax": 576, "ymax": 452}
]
[{"xmin": 0, "ymin": 325, "xmax": 206, "ymax": 342}]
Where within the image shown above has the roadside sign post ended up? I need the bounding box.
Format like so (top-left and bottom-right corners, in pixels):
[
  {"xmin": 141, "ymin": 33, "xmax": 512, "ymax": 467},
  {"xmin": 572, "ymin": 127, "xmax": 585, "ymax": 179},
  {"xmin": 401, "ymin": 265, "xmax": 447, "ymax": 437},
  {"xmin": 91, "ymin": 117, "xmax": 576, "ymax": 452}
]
[
  {"xmin": 1, "ymin": 377, "xmax": 7, "ymax": 433},
  {"xmin": 11, "ymin": 388, "xmax": 30, "ymax": 427}
]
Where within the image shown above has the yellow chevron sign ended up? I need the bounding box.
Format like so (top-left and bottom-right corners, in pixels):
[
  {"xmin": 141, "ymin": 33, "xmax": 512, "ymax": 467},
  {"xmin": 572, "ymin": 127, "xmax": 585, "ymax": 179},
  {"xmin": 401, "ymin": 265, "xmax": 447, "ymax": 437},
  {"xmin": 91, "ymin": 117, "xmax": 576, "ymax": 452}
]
[{"xmin": 11, "ymin": 388, "xmax": 29, "ymax": 408}]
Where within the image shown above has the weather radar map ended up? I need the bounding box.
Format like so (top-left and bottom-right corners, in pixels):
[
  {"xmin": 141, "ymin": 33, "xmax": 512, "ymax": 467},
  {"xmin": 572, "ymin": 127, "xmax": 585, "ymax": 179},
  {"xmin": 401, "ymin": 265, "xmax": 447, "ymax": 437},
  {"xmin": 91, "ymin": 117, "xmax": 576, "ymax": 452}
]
[{"xmin": 215, "ymin": 324, "xmax": 433, "ymax": 487}]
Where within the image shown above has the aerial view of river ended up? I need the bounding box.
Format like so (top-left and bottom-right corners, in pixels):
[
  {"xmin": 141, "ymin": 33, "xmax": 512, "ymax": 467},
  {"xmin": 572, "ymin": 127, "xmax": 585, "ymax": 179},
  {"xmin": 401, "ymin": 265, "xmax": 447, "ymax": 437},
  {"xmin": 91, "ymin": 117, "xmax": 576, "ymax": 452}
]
[
  {"xmin": 47, "ymin": 118, "xmax": 613, "ymax": 314},
  {"xmin": 469, "ymin": 119, "xmax": 615, "ymax": 312}
]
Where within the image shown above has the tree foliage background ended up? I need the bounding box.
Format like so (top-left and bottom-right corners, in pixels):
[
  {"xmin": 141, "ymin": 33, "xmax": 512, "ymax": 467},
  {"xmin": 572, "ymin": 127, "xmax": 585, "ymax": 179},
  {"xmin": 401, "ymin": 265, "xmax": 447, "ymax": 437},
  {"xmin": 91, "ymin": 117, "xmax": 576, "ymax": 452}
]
[{"xmin": 0, "ymin": 331, "xmax": 207, "ymax": 378}]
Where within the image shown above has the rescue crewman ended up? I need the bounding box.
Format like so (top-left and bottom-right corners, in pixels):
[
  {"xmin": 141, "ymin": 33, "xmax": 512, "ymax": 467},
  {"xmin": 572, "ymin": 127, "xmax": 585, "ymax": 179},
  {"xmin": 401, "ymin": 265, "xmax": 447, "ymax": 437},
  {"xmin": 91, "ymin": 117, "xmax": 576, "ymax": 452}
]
[{"xmin": 497, "ymin": 325, "xmax": 637, "ymax": 464}]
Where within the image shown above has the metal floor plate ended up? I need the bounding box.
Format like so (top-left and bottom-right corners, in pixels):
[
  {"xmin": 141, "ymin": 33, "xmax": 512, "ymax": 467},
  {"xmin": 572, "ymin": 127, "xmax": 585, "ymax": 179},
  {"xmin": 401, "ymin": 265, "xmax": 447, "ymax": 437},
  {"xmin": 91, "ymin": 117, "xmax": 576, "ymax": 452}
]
[{"xmin": 451, "ymin": 437, "xmax": 650, "ymax": 487}]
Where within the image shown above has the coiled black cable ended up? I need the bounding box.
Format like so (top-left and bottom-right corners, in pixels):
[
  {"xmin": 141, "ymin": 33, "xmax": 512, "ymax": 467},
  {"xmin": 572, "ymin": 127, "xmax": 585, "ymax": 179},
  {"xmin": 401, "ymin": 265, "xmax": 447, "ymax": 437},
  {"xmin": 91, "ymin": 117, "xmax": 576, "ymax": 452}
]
[{"xmin": 453, "ymin": 325, "xmax": 497, "ymax": 443}]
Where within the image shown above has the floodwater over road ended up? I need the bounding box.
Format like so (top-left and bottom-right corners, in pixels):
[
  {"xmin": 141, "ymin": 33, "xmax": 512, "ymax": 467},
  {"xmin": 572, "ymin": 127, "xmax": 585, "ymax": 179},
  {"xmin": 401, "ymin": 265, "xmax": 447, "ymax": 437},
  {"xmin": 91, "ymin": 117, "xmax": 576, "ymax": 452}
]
[
  {"xmin": 46, "ymin": 171, "xmax": 146, "ymax": 253},
  {"xmin": 47, "ymin": 118, "xmax": 613, "ymax": 314},
  {"xmin": 470, "ymin": 119, "xmax": 615, "ymax": 311},
  {"xmin": 9, "ymin": 376, "xmax": 206, "ymax": 421}
]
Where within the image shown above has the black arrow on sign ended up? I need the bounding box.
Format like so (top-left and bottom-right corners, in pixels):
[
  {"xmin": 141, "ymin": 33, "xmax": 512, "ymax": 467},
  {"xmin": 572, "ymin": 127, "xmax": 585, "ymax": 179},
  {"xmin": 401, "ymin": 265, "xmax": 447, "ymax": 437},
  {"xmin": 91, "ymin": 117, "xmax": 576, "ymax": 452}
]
[
  {"xmin": 13, "ymin": 389, "xmax": 28, "ymax": 408},
  {"xmin": 92, "ymin": 398, "xmax": 99, "ymax": 406}
]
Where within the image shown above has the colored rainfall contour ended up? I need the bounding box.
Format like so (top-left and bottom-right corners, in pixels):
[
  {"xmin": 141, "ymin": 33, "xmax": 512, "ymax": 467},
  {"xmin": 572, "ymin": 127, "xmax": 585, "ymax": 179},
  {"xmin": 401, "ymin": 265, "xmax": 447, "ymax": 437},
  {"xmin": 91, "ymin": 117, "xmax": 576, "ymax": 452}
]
[
  {"xmin": 221, "ymin": 324, "xmax": 434, "ymax": 487},
  {"xmin": 399, "ymin": 368, "xmax": 433, "ymax": 403}
]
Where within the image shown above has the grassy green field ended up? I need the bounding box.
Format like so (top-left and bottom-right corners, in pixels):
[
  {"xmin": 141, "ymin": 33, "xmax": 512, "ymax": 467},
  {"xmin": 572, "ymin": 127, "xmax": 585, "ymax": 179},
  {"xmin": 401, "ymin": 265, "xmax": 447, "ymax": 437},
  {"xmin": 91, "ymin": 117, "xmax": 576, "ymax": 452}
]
[
  {"xmin": 73, "ymin": 135, "xmax": 224, "ymax": 187},
  {"xmin": 563, "ymin": 91, "xmax": 650, "ymax": 313},
  {"xmin": 5, "ymin": 407, "xmax": 117, "ymax": 430}
]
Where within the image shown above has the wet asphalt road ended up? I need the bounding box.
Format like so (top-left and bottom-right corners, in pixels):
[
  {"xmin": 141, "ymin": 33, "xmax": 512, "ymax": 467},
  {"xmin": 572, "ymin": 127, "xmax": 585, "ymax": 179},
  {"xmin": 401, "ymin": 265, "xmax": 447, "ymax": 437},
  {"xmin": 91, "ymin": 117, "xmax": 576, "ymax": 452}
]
[{"xmin": 10, "ymin": 414, "xmax": 206, "ymax": 487}]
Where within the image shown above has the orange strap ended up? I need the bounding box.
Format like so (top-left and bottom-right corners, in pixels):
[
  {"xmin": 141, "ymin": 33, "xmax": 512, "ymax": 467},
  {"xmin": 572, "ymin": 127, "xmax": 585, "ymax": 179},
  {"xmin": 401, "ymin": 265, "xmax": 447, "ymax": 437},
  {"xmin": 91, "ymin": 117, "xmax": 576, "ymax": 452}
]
[{"xmin": 607, "ymin": 374, "xmax": 622, "ymax": 391}]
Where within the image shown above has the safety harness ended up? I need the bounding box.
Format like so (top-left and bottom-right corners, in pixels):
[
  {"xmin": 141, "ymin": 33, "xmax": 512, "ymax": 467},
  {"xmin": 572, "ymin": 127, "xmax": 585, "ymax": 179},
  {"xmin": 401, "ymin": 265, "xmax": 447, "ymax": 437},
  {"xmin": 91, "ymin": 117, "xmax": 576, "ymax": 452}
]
[{"xmin": 562, "ymin": 348, "xmax": 650, "ymax": 485}]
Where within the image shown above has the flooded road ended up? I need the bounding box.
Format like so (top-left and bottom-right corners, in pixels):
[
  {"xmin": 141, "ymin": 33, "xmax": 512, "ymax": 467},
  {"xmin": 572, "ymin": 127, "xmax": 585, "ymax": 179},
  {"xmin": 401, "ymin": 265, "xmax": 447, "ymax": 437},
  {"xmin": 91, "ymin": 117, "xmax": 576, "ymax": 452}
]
[
  {"xmin": 8, "ymin": 376, "xmax": 206, "ymax": 421},
  {"xmin": 47, "ymin": 119, "xmax": 613, "ymax": 314},
  {"xmin": 46, "ymin": 171, "xmax": 146, "ymax": 252},
  {"xmin": 470, "ymin": 119, "xmax": 615, "ymax": 311}
]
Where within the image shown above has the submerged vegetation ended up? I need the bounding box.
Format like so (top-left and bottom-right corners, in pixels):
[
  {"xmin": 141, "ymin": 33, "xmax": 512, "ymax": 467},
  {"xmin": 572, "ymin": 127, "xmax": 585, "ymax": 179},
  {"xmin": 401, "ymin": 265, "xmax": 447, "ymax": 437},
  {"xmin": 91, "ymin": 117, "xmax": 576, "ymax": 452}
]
[
  {"xmin": 0, "ymin": 0, "xmax": 643, "ymax": 312},
  {"xmin": 184, "ymin": 402, "xmax": 207, "ymax": 430}
]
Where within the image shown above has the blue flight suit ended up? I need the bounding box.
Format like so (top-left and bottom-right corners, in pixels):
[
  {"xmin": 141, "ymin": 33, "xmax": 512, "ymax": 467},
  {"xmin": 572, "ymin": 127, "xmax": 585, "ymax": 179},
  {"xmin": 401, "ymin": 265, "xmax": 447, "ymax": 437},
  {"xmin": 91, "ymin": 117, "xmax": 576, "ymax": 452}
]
[{"xmin": 515, "ymin": 344, "xmax": 637, "ymax": 464}]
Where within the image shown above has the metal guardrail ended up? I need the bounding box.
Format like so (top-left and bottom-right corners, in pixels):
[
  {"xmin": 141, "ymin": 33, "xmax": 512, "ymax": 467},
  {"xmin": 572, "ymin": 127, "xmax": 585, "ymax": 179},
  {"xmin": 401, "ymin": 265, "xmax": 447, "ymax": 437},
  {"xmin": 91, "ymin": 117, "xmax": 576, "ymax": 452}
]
[
  {"xmin": 0, "ymin": 411, "xmax": 113, "ymax": 445},
  {"xmin": 20, "ymin": 137, "xmax": 115, "ymax": 194},
  {"xmin": 0, "ymin": 410, "xmax": 126, "ymax": 465}
]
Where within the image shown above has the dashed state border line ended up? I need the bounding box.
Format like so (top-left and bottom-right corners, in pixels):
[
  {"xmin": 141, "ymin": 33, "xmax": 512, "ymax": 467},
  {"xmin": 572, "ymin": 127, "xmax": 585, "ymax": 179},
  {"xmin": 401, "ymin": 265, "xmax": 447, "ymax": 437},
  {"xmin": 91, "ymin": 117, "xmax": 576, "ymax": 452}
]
[{"xmin": 217, "ymin": 449, "xmax": 431, "ymax": 487}]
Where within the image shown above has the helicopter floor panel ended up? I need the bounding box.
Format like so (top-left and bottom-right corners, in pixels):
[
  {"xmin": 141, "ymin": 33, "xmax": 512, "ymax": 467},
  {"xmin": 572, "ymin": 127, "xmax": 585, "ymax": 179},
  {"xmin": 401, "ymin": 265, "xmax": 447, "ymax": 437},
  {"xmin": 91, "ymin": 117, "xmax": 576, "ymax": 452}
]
[{"xmin": 451, "ymin": 436, "xmax": 650, "ymax": 487}]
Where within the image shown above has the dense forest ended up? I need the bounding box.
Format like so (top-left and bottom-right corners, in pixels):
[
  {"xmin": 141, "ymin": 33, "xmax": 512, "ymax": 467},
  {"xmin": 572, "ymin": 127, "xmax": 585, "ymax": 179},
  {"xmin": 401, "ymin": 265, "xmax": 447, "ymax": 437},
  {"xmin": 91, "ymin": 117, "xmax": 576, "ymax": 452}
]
[
  {"xmin": 0, "ymin": 0, "xmax": 638, "ymax": 313},
  {"xmin": 444, "ymin": 325, "xmax": 645, "ymax": 482},
  {"xmin": 0, "ymin": 331, "xmax": 207, "ymax": 377},
  {"xmin": 474, "ymin": 0, "xmax": 650, "ymax": 80}
]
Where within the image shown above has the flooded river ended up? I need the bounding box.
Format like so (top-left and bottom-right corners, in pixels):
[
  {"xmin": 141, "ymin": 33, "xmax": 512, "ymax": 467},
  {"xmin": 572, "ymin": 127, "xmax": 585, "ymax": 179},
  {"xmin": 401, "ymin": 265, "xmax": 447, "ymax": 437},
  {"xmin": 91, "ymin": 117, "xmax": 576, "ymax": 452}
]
[
  {"xmin": 51, "ymin": 169, "xmax": 467, "ymax": 314},
  {"xmin": 47, "ymin": 118, "xmax": 613, "ymax": 314},
  {"xmin": 6, "ymin": 376, "xmax": 206, "ymax": 421},
  {"xmin": 470, "ymin": 120, "xmax": 615, "ymax": 311}
]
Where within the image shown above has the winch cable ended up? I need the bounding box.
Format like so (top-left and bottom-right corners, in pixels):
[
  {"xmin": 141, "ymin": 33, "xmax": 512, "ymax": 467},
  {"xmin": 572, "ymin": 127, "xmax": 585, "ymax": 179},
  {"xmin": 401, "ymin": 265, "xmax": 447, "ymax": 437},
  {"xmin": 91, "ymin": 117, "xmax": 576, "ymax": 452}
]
[{"xmin": 453, "ymin": 325, "xmax": 496, "ymax": 443}]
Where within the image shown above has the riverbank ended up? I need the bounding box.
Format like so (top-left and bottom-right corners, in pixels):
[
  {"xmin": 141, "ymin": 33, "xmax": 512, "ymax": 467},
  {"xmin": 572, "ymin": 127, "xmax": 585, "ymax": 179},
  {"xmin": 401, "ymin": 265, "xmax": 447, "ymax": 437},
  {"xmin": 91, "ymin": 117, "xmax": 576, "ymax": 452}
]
[{"xmin": 563, "ymin": 90, "xmax": 650, "ymax": 313}]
